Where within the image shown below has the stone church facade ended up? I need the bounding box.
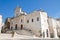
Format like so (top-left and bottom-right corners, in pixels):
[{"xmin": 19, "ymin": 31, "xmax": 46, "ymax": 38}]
[{"xmin": 2, "ymin": 6, "xmax": 60, "ymax": 38}]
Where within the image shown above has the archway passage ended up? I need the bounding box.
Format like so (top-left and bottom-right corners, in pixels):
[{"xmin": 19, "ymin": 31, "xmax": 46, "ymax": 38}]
[
  {"xmin": 21, "ymin": 24, "xmax": 23, "ymax": 30},
  {"xmin": 15, "ymin": 24, "xmax": 17, "ymax": 30}
]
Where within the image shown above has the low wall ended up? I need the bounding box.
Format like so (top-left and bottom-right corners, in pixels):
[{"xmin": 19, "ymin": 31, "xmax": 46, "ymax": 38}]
[
  {"xmin": 0, "ymin": 38, "xmax": 60, "ymax": 40},
  {"xmin": 0, "ymin": 33, "xmax": 60, "ymax": 40}
]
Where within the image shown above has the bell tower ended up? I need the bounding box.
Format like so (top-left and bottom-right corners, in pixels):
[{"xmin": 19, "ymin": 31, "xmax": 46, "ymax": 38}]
[{"xmin": 14, "ymin": 6, "xmax": 22, "ymax": 17}]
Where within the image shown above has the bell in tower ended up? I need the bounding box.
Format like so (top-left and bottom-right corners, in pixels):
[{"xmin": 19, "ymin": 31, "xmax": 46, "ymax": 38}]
[{"xmin": 14, "ymin": 6, "xmax": 22, "ymax": 17}]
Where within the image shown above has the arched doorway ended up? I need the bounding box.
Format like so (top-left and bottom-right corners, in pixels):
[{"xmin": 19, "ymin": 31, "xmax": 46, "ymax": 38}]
[
  {"xmin": 21, "ymin": 24, "xmax": 23, "ymax": 30},
  {"xmin": 7, "ymin": 22, "xmax": 10, "ymax": 30},
  {"xmin": 15, "ymin": 24, "xmax": 17, "ymax": 30}
]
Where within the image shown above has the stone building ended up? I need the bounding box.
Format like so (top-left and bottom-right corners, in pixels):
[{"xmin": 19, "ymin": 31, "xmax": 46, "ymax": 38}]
[
  {"xmin": 47, "ymin": 17, "xmax": 60, "ymax": 38},
  {"xmin": 0, "ymin": 15, "xmax": 2, "ymax": 33},
  {"xmin": 3, "ymin": 6, "xmax": 60, "ymax": 38}
]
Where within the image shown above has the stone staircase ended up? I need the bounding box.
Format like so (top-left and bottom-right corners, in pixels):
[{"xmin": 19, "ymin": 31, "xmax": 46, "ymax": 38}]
[{"xmin": 16, "ymin": 29, "xmax": 34, "ymax": 36}]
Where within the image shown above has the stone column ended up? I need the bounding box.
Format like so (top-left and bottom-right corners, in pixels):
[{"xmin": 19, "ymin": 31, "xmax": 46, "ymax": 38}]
[
  {"xmin": 42, "ymin": 29, "xmax": 47, "ymax": 38},
  {"xmin": 54, "ymin": 28, "xmax": 58, "ymax": 38},
  {"xmin": 44, "ymin": 29, "xmax": 48, "ymax": 38}
]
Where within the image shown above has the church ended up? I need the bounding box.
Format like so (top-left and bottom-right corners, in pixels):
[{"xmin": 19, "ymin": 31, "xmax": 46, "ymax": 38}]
[{"xmin": 2, "ymin": 6, "xmax": 60, "ymax": 38}]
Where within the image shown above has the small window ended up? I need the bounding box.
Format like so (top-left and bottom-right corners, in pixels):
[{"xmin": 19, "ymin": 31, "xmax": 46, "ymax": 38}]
[
  {"xmin": 27, "ymin": 20, "xmax": 29, "ymax": 23},
  {"xmin": 37, "ymin": 17, "xmax": 39, "ymax": 21},
  {"xmin": 32, "ymin": 19, "xmax": 33, "ymax": 22},
  {"xmin": 15, "ymin": 24, "xmax": 17, "ymax": 30},
  {"xmin": 21, "ymin": 19, "xmax": 22, "ymax": 22}
]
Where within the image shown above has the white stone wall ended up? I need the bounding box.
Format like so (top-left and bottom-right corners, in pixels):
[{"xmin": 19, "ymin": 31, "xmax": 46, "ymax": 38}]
[
  {"xmin": 10, "ymin": 11, "xmax": 41, "ymax": 32},
  {"xmin": 40, "ymin": 12, "xmax": 48, "ymax": 38},
  {"xmin": 51, "ymin": 19, "xmax": 58, "ymax": 38},
  {"xmin": 0, "ymin": 15, "xmax": 2, "ymax": 33},
  {"xmin": 56, "ymin": 21, "xmax": 60, "ymax": 27},
  {"xmin": 47, "ymin": 17, "xmax": 53, "ymax": 38},
  {"xmin": 47, "ymin": 17, "xmax": 60, "ymax": 38},
  {"xmin": 25, "ymin": 11, "xmax": 41, "ymax": 32}
]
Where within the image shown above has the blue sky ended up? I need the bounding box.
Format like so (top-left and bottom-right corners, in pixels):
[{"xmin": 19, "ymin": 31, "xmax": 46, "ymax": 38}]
[{"xmin": 0, "ymin": 0, "xmax": 60, "ymax": 22}]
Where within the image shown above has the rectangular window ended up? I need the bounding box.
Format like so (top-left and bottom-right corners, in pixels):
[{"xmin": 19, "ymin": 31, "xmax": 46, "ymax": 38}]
[
  {"xmin": 21, "ymin": 19, "xmax": 22, "ymax": 22},
  {"xmin": 37, "ymin": 17, "xmax": 39, "ymax": 21},
  {"xmin": 27, "ymin": 20, "xmax": 29, "ymax": 23},
  {"xmin": 32, "ymin": 19, "xmax": 33, "ymax": 22}
]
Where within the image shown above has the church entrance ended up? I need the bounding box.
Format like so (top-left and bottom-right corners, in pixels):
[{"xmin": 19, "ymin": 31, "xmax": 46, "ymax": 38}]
[
  {"xmin": 21, "ymin": 24, "xmax": 23, "ymax": 30},
  {"xmin": 15, "ymin": 24, "xmax": 17, "ymax": 30},
  {"xmin": 7, "ymin": 22, "xmax": 10, "ymax": 30}
]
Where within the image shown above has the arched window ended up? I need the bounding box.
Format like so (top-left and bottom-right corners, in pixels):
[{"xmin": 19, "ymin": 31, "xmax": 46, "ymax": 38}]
[
  {"xmin": 15, "ymin": 24, "xmax": 17, "ymax": 30},
  {"xmin": 21, "ymin": 24, "xmax": 23, "ymax": 30},
  {"xmin": 27, "ymin": 20, "xmax": 29, "ymax": 23},
  {"xmin": 32, "ymin": 19, "xmax": 33, "ymax": 22},
  {"xmin": 21, "ymin": 19, "xmax": 22, "ymax": 22}
]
